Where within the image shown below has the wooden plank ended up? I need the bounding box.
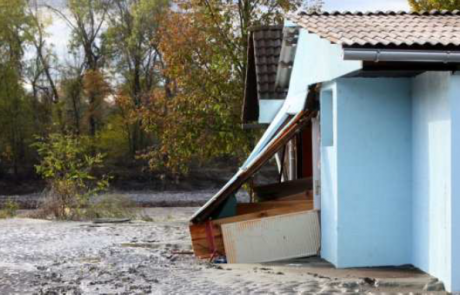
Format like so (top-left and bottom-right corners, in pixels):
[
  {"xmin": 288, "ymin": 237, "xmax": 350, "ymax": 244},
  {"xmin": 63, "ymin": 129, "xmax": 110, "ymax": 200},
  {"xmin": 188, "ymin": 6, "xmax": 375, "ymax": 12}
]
[
  {"xmin": 255, "ymin": 178, "xmax": 313, "ymax": 201},
  {"xmin": 273, "ymin": 191, "xmax": 313, "ymax": 202},
  {"xmin": 189, "ymin": 223, "xmax": 225, "ymax": 259},
  {"xmin": 189, "ymin": 223, "xmax": 222, "ymax": 240},
  {"xmin": 190, "ymin": 238, "xmax": 225, "ymax": 259},
  {"xmin": 213, "ymin": 205, "xmax": 314, "ymax": 226},
  {"xmin": 236, "ymin": 200, "xmax": 313, "ymax": 215},
  {"xmin": 255, "ymin": 178, "xmax": 312, "ymax": 194}
]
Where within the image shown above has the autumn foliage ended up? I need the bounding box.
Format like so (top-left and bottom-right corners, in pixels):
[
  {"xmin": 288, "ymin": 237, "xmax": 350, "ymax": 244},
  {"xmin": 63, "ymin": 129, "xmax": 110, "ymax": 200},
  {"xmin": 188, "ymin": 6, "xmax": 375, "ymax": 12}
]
[
  {"xmin": 409, "ymin": 0, "xmax": 460, "ymax": 10},
  {"xmin": 137, "ymin": 5, "xmax": 251, "ymax": 175},
  {"xmin": 1, "ymin": 0, "xmax": 322, "ymax": 184},
  {"xmin": 135, "ymin": 0, "xmax": 322, "ymax": 175}
]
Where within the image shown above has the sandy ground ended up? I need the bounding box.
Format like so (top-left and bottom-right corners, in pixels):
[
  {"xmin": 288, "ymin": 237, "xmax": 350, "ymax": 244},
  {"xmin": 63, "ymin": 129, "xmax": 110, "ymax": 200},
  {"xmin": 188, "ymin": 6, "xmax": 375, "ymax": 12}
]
[{"xmin": 0, "ymin": 207, "xmax": 448, "ymax": 295}]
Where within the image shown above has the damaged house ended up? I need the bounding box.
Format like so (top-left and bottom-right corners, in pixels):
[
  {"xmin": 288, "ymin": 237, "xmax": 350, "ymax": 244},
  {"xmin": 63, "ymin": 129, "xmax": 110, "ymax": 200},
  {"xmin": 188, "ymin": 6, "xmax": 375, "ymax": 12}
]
[{"xmin": 190, "ymin": 10, "xmax": 460, "ymax": 293}]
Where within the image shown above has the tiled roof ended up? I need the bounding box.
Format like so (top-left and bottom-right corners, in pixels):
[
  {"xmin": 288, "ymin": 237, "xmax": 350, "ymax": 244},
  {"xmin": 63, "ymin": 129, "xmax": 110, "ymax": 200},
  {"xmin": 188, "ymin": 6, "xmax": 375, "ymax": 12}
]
[
  {"xmin": 250, "ymin": 26, "xmax": 287, "ymax": 99},
  {"xmin": 288, "ymin": 10, "xmax": 460, "ymax": 48}
]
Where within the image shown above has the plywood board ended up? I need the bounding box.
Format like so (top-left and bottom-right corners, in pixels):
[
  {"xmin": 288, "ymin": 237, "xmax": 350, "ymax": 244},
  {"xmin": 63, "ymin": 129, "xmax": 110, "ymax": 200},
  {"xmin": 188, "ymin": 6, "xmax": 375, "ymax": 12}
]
[
  {"xmin": 221, "ymin": 210, "xmax": 321, "ymax": 264},
  {"xmin": 190, "ymin": 206, "xmax": 315, "ymax": 259}
]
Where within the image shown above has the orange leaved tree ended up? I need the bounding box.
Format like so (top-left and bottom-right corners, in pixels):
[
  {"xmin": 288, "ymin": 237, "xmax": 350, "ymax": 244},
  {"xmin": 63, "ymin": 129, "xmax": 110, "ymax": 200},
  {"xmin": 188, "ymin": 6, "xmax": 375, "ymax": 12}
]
[{"xmin": 137, "ymin": 0, "xmax": 323, "ymax": 176}]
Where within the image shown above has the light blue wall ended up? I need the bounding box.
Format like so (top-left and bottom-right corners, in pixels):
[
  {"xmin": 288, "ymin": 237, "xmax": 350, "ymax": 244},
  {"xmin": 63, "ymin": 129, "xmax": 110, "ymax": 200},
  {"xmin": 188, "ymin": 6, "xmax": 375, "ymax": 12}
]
[
  {"xmin": 287, "ymin": 30, "xmax": 362, "ymax": 104},
  {"xmin": 320, "ymin": 84, "xmax": 338, "ymax": 265},
  {"xmin": 321, "ymin": 73, "xmax": 460, "ymax": 291},
  {"xmin": 411, "ymin": 72, "xmax": 460, "ymax": 292},
  {"xmin": 451, "ymin": 73, "xmax": 460, "ymax": 293},
  {"xmin": 336, "ymin": 78, "xmax": 413, "ymax": 267},
  {"xmin": 321, "ymin": 78, "xmax": 413, "ymax": 268},
  {"xmin": 411, "ymin": 72, "xmax": 452, "ymax": 290}
]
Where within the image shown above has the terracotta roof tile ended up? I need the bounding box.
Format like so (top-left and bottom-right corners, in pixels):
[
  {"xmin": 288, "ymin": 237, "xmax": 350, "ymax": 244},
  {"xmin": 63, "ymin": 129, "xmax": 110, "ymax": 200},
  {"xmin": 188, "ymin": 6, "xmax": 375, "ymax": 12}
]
[{"xmin": 288, "ymin": 10, "xmax": 460, "ymax": 48}]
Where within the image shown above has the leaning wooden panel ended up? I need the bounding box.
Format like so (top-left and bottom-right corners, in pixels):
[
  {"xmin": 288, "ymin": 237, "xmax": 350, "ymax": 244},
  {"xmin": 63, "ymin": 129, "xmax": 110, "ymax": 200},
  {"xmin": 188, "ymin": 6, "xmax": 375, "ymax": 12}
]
[
  {"xmin": 254, "ymin": 178, "xmax": 313, "ymax": 201},
  {"xmin": 236, "ymin": 200, "xmax": 313, "ymax": 215},
  {"xmin": 269, "ymin": 191, "xmax": 313, "ymax": 202},
  {"xmin": 221, "ymin": 210, "xmax": 320, "ymax": 264},
  {"xmin": 189, "ymin": 206, "xmax": 313, "ymax": 259}
]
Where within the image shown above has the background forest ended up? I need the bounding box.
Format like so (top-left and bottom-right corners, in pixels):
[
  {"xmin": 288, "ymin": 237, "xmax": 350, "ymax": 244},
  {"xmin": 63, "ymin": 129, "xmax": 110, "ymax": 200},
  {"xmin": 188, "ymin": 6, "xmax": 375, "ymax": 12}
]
[
  {"xmin": 0, "ymin": 0, "xmax": 455, "ymax": 194},
  {"xmin": 0, "ymin": 0, "xmax": 324, "ymax": 193}
]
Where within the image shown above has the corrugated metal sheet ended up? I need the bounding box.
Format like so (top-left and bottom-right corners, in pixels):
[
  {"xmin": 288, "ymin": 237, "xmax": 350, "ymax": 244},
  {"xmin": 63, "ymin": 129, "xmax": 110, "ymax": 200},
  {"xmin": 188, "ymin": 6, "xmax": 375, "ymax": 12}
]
[{"xmin": 221, "ymin": 210, "xmax": 320, "ymax": 264}]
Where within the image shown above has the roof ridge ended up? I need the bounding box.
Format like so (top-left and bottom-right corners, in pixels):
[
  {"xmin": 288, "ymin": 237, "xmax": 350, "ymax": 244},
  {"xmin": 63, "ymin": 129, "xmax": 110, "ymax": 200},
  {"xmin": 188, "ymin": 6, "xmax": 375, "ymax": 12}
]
[{"xmin": 294, "ymin": 9, "xmax": 460, "ymax": 17}]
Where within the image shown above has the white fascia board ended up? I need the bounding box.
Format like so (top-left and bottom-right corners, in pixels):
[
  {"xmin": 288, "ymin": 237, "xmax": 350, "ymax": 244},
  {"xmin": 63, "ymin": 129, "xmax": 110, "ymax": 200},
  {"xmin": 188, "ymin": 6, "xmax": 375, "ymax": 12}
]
[{"xmin": 289, "ymin": 30, "xmax": 362, "ymax": 89}]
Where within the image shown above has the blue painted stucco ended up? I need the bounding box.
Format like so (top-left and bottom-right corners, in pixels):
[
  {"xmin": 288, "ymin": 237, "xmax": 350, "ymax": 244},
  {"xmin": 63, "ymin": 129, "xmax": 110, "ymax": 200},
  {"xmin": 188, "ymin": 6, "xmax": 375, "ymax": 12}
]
[
  {"xmin": 317, "ymin": 73, "xmax": 460, "ymax": 292},
  {"xmin": 320, "ymin": 84, "xmax": 338, "ymax": 265},
  {"xmin": 321, "ymin": 78, "xmax": 413, "ymax": 268},
  {"xmin": 287, "ymin": 30, "xmax": 361, "ymax": 108},
  {"xmin": 411, "ymin": 72, "xmax": 452, "ymax": 290},
  {"xmin": 411, "ymin": 72, "xmax": 460, "ymax": 292},
  {"xmin": 451, "ymin": 73, "xmax": 460, "ymax": 293}
]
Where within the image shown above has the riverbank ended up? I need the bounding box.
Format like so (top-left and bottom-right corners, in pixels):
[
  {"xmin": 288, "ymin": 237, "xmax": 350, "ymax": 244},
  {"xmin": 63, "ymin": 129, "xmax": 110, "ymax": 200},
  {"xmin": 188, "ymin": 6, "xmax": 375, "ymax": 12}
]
[
  {"xmin": 0, "ymin": 190, "xmax": 250, "ymax": 209},
  {"xmin": 0, "ymin": 165, "xmax": 274, "ymax": 209}
]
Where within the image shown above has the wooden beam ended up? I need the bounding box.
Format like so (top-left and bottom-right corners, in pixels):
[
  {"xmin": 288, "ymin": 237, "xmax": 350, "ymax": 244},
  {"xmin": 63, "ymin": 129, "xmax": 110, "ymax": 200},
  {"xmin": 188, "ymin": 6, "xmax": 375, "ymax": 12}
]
[
  {"xmin": 255, "ymin": 178, "xmax": 313, "ymax": 201},
  {"xmin": 236, "ymin": 200, "xmax": 313, "ymax": 215}
]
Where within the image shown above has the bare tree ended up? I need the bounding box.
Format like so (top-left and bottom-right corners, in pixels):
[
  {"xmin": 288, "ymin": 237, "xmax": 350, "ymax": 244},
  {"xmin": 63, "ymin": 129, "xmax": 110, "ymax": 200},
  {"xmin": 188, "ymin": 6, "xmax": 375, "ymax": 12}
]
[{"xmin": 47, "ymin": 0, "xmax": 111, "ymax": 136}]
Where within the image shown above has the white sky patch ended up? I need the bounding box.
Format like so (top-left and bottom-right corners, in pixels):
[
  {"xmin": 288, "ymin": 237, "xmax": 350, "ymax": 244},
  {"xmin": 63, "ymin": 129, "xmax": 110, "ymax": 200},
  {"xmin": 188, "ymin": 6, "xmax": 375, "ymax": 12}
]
[
  {"xmin": 323, "ymin": 0, "xmax": 410, "ymax": 11},
  {"xmin": 46, "ymin": 10, "xmax": 73, "ymax": 60}
]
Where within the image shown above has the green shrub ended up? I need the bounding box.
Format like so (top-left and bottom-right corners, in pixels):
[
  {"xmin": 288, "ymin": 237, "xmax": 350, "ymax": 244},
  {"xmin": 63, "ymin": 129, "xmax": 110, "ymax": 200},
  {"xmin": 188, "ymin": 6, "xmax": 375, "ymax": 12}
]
[
  {"xmin": 33, "ymin": 133, "xmax": 110, "ymax": 220},
  {"xmin": 0, "ymin": 198, "xmax": 19, "ymax": 219}
]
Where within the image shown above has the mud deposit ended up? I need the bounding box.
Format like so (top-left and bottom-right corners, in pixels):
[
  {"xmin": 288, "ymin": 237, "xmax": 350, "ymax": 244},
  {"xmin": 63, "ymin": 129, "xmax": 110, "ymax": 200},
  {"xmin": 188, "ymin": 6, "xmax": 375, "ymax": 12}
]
[{"xmin": 0, "ymin": 208, "xmax": 446, "ymax": 295}]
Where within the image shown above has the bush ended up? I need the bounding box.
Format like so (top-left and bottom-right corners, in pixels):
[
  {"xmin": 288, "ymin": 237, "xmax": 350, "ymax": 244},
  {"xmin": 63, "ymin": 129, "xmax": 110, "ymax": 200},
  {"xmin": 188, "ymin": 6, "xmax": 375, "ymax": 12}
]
[
  {"xmin": 0, "ymin": 198, "xmax": 19, "ymax": 219},
  {"xmin": 32, "ymin": 133, "xmax": 110, "ymax": 220}
]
